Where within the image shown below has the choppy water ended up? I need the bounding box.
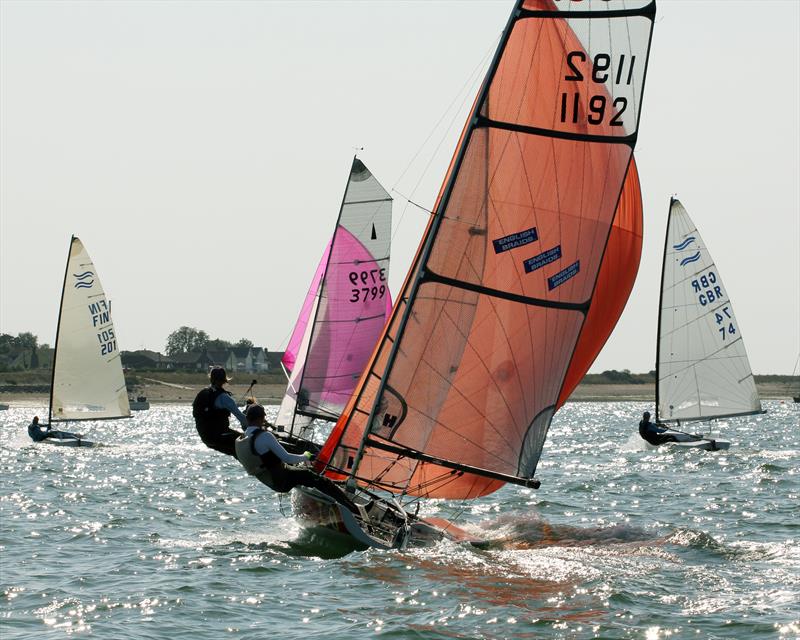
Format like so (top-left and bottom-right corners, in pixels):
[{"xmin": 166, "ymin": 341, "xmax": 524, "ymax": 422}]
[{"xmin": 1, "ymin": 401, "xmax": 798, "ymax": 639}]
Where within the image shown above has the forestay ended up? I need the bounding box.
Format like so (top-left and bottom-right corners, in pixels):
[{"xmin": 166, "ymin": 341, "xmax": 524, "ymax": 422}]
[
  {"xmin": 275, "ymin": 158, "xmax": 393, "ymax": 434},
  {"xmin": 50, "ymin": 237, "xmax": 130, "ymax": 422},
  {"xmin": 656, "ymin": 198, "xmax": 761, "ymax": 423},
  {"xmin": 319, "ymin": 0, "xmax": 656, "ymax": 499}
]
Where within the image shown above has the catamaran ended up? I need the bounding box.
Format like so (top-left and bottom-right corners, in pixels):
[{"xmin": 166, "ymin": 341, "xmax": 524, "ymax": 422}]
[
  {"xmin": 653, "ymin": 198, "xmax": 763, "ymax": 450},
  {"xmin": 290, "ymin": 0, "xmax": 658, "ymax": 549},
  {"xmin": 28, "ymin": 236, "xmax": 130, "ymax": 446},
  {"xmin": 272, "ymin": 158, "xmax": 393, "ymax": 451}
]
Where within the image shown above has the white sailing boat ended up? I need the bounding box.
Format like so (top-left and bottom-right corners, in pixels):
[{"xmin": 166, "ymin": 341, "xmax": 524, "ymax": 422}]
[
  {"xmin": 654, "ymin": 198, "xmax": 763, "ymax": 450},
  {"xmin": 29, "ymin": 236, "xmax": 130, "ymax": 446}
]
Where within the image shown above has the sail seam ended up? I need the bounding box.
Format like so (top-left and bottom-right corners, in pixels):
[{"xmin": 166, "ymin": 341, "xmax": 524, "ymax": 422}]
[
  {"xmin": 345, "ymin": 198, "xmax": 393, "ymax": 205},
  {"xmin": 659, "ymin": 336, "xmax": 745, "ymax": 379},
  {"xmin": 314, "ymin": 312, "xmax": 388, "ymax": 324},
  {"xmin": 365, "ymin": 437, "xmax": 540, "ymax": 488},
  {"xmin": 475, "ymin": 115, "xmax": 636, "ymax": 146},
  {"xmin": 518, "ymin": 4, "xmax": 656, "ymax": 21},
  {"xmin": 422, "ymin": 268, "xmax": 589, "ymax": 312}
]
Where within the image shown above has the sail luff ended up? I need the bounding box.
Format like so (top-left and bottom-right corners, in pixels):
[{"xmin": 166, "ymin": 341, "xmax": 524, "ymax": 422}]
[
  {"xmin": 654, "ymin": 197, "xmax": 675, "ymax": 423},
  {"xmin": 48, "ymin": 235, "xmax": 76, "ymax": 424}
]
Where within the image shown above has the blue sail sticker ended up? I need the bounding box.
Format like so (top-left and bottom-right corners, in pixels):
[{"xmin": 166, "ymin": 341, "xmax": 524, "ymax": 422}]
[
  {"xmin": 679, "ymin": 251, "xmax": 701, "ymax": 267},
  {"xmin": 524, "ymin": 245, "xmax": 562, "ymax": 273},
  {"xmin": 492, "ymin": 227, "xmax": 538, "ymax": 254},
  {"xmin": 673, "ymin": 236, "xmax": 696, "ymax": 251},
  {"xmin": 548, "ymin": 260, "xmax": 580, "ymax": 290}
]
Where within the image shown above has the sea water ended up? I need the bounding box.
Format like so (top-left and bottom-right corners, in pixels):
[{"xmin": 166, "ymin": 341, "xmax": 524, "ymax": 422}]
[{"xmin": 1, "ymin": 401, "xmax": 798, "ymax": 639}]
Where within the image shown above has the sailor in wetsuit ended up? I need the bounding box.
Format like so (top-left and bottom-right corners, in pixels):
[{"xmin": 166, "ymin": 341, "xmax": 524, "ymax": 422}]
[
  {"xmin": 27, "ymin": 416, "xmax": 54, "ymax": 442},
  {"xmin": 638, "ymin": 411, "xmax": 679, "ymax": 446},
  {"xmin": 27, "ymin": 416, "xmax": 75, "ymax": 442},
  {"xmin": 192, "ymin": 366, "xmax": 247, "ymax": 458},
  {"xmin": 235, "ymin": 403, "xmax": 359, "ymax": 513}
]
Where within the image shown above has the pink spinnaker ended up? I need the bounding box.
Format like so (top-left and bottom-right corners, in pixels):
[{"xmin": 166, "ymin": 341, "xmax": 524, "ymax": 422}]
[{"xmin": 275, "ymin": 158, "xmax": 393, "ymax": 433}]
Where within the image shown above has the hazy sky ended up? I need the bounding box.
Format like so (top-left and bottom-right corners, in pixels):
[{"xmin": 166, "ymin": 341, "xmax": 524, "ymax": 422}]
[{"xmin": 1, "ymin": 1, "xmax": 798, "ymax": 374}]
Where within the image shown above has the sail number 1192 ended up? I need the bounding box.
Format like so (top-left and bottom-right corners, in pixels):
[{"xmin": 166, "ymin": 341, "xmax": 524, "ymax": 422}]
[{"xmin": 560, "ymin": 52, "xmax": 635, "ymax": 127}]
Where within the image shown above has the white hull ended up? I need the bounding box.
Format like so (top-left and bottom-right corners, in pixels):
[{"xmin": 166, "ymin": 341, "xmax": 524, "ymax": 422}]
[
  {"xmin": 671, "ymin": 438, "xmax": 730, "ymax": 451},
  {"xmin": 666, "ymin": 430, "xmax": 730, "ymax": 451},
  {"xmin": 42, "ymin": 435, "xmax": 95, "ymax": 448}
]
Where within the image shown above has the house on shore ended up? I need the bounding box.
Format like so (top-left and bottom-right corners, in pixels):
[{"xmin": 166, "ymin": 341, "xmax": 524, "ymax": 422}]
[{"xmin": 122, "ymin": 346, "xmax": 282, "ymax": 374}]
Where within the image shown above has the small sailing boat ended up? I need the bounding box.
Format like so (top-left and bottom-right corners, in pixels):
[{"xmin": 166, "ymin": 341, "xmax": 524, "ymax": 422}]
[
  {"xmin": 291, "ymin": 0, "xmax": 657, "ymax": 549},
  {"xmin": 28, "ymin": 236, "xmax": 130, "ymax": 446},
  {"xmin": 273, "ymin": 158, "xmax": 393, "ymax": 449},
  {"xmin": 653, "ymin": 198, "xmax": 764, "ymax": 450}
]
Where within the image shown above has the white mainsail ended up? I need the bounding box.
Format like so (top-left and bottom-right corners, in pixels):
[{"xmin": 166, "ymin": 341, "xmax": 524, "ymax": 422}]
[
  {"xmin": 50, "ymin": 236, "xmax": 130, "ymax": 422},
  {"xmin": 656, "ymin": 199, "xmax": 761, "ymax": 423}
]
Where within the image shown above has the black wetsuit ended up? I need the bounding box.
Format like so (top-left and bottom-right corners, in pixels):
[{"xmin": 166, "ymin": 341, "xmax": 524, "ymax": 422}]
[
  {"xmin": 638, "ymin": 419, "xmax": 679, "ymax": 446},
  {"xmin": 193, "ymin": 386, "xmax": 243, "ymax": 458}
]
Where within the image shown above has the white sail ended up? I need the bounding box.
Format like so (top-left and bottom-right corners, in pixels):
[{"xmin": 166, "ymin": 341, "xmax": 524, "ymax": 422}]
[
  {"xmin": 50, "ymin": 237, "xmax": 130, "ymax": 421},
  {"xmin": 656, "ymin": 199, "xmax": 761, "ymax": 423}
]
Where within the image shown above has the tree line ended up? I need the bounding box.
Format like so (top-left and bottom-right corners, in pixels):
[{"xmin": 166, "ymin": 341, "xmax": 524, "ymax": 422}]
[{"xmin": 164, "ymin": 326, "xmax": 254, "ymax": 356}]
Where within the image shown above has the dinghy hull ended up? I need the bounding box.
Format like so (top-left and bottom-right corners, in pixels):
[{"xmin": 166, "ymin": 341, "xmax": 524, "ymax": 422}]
[{"xmin": 291, "ymin": 486, "xmax": 448, "ymax": 550}]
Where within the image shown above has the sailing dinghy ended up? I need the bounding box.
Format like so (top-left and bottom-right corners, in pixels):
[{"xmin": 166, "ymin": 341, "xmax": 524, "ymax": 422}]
[
  {"xmin": 292, "ymin": 0, "xmax": 657, "ymax": 549},
  {"xmin": 272, "ymin": 158, "xmax": 393, "ymax": 452},
  {"xmin": 28, "ymin": 236, "xmax": 130, "ymax": 446},
  {"xmin": 654, "ymin": 198, "xmax": 763, "ymax": 451}
]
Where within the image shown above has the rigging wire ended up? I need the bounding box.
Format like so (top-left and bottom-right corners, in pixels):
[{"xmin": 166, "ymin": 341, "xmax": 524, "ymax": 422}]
[{"xmin": 390, "ymin": 36, "xmax": 500, "ymax": 242}]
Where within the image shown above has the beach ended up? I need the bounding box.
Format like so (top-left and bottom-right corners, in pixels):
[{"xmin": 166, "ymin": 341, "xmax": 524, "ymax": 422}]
[{"xmin": 1, "ymin": 379, "xmax": 796, "ymax": 408}]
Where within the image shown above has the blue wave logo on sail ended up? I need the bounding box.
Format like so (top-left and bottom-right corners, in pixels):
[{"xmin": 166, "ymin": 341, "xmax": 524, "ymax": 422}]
[
  {"xmin": 679, "ymin": 252, "xmax": 701, "ymax": 267},
  {"xmin": 73, "ymin": 271, "xmax": 95, "ymax": 289},
  {"xmin": 673, "ymin": 236, "xmax": 696, "ymax": 251}
]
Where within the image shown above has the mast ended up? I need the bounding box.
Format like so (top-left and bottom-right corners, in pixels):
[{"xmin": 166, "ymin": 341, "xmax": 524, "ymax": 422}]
[
  {"xmin": 48, "ymin": 235, "xmax": 75, "ymax": 424},
  {"xmin": 655, "ymin": 198, "xmax": 674, "ymax": 423}
]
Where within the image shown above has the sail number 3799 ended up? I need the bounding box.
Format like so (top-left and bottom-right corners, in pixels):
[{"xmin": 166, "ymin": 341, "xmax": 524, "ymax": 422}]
[
  {"xmin": 560, "ymin": 52, "xmax": 635, "ymax": 127},
  {"xmin": 349, "ymin": 268, "xmax": 387, "ymax": 303}
]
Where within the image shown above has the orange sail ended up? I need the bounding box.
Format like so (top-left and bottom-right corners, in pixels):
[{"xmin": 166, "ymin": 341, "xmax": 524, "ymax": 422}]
[
  {"xmin": 319, "ymin": 0, "xmax": 656, "ymax": 499},
  {"xmin": 557, "ymin": 155, "xmax": 643, "ymax": 407}
]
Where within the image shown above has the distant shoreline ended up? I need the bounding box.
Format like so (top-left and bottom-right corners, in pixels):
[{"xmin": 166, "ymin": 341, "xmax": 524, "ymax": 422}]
[{"xmin": 2, "ymin": 380, "xmax": 797, "ymax": 408}]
